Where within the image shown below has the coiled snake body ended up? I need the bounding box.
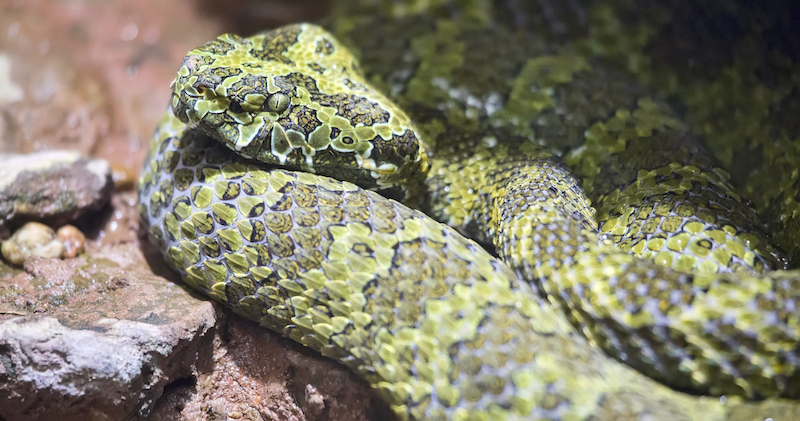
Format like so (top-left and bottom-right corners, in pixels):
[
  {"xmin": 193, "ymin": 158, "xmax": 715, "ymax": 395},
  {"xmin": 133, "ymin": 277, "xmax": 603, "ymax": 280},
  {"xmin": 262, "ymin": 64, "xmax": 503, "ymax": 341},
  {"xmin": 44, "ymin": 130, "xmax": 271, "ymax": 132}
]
[{"xmin": 139, "ymin": 1, "xmax": 800, "ymax": 419}]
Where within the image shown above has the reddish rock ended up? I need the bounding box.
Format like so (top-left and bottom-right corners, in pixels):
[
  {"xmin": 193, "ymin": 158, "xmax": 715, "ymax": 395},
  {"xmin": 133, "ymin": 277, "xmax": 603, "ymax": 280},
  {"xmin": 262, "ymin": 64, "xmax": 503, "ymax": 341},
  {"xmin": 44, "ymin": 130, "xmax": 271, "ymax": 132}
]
[
  {"xmin": 0, "ymin": 244, "xmax": 218, "ymax": 421},
  {"xmin": 149, "ymin": 316, "xmax": 387, "ymax": 421}
]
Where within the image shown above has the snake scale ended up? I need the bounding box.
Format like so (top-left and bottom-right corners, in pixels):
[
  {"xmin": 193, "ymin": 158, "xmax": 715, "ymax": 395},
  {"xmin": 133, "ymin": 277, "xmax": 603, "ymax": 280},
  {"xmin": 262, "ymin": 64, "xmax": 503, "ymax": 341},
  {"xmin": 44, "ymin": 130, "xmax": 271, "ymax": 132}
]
[{"xmin": 138, "ymin": 0, "xmax": 800, "ymax": 419}]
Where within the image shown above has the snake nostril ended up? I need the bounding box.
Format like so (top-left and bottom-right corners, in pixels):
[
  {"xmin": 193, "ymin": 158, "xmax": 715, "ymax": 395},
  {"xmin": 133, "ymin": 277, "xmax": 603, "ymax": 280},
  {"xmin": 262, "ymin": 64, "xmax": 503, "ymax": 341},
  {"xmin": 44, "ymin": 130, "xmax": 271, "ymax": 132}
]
[{"xmin": 229, "ymin": 101, "xmax": 244, "ymax": 114}]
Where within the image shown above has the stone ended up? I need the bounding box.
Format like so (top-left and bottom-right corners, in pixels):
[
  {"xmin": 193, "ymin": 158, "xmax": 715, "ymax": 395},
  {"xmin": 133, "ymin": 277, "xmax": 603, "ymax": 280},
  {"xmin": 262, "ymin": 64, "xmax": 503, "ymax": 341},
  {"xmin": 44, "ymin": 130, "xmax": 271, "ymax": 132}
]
[
  {"xmin": 1, "ymin": 221, "xmax": 64, "ymax": 265},
  {"xmin": 56, "ymin": 224, "xmax": 86, "ymax": 258},
  {"xmin": 0, "ymin": 151, "xmax": 113, "ymax": 236},
  {"xmin": 0, "ymin": 244, "xmax": 217, "ymax": 421},
  {"xmin": 152, "ymin": 315, "xmax": 388, "ymax": 421}
]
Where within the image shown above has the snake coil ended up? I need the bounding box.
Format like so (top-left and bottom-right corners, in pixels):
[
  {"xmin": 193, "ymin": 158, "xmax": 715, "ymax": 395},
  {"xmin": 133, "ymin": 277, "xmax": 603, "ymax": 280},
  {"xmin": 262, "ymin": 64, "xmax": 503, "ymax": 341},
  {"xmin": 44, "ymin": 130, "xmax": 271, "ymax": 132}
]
[{"xmin": 140, "ymin": 3, "xmax": 800, "ymax": 420}]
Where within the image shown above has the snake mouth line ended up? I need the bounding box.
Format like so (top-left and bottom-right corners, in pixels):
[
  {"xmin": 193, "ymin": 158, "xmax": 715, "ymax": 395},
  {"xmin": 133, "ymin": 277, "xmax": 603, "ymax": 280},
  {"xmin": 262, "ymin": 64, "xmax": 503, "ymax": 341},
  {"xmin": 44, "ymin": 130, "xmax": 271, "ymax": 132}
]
[
  {"xmin": 171, "ymin": 88, "xmax": 428, "ymax": 201},
  {"xmin": 171, "ymin": 78, "xmax": 428, "ymax": 198}
]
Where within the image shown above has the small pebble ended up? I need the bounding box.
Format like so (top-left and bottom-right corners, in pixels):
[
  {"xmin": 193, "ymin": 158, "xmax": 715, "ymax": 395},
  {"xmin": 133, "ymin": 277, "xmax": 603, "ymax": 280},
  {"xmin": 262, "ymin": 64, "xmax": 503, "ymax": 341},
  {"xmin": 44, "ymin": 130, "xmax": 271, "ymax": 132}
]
[
  {"xmin": 305, "ymin": 384, "xmax": 326, "ymax": 415},
  {"xmin": 1, "ymin": 222, "xmax": 65, "ymax": 265},
  {"xmin": 110, "ymin": 162, "xmax": 135, "ymax": 190},
  {"xmin": 57, "ymin": 224, "xmax": 86, "ymax": 258}
]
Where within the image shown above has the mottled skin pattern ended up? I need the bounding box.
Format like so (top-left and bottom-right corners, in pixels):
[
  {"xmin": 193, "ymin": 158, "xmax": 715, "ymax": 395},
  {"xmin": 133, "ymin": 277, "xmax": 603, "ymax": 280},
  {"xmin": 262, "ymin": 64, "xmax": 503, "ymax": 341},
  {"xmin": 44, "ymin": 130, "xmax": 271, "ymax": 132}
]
[
  {"xmin": 578, "ymin": 0, "xmax": 800, "ymax": 266},
  {"xmin": 139, "ymin": 0, "xmax": 800, "ymax": 419}
]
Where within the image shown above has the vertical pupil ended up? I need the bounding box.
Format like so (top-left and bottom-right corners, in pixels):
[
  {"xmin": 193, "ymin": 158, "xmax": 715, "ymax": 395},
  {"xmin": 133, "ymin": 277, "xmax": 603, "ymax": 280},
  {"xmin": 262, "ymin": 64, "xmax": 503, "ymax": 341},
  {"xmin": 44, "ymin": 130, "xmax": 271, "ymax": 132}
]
[{"xmin": 268, "ymin": 94, "xmax": 289, "ymax": 112}]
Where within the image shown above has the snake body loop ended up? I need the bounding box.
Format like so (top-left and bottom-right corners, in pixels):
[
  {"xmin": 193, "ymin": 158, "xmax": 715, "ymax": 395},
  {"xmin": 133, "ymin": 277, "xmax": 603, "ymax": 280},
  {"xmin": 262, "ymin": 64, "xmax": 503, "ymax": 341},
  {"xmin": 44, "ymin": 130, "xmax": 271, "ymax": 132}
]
[{"xmin": 139, "ymin": 3, "xmax": 800, "ymax": 419}]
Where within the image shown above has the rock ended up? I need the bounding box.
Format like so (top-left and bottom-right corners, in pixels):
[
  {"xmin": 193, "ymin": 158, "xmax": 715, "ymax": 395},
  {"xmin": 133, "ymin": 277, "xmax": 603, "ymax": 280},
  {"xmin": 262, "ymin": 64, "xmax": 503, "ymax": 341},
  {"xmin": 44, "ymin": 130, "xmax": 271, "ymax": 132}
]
[
  {"xmin": 0, "ymin": 242, "xmax": 385, "ymax": 421},
  {"xmin": 152, "ymin": 315, "xmax": 389, "ymax": 421},
  {"xmin": 1, "ymin": 222, "xmax": 65, "ymax": 265},
  {"xmin": 0, "ymin": 151, "xmax": 113, "ymax": 236},
  {"xmin": 1, "ymin": 222, "xmax": 89, "ymax": 266},
  {"xmin": 0, "ymin": 243, "xmax": 218, "ymax": 421},
  {"xmin": 56, "ymin": 224, "xmax": 86, "ymax": 258}
]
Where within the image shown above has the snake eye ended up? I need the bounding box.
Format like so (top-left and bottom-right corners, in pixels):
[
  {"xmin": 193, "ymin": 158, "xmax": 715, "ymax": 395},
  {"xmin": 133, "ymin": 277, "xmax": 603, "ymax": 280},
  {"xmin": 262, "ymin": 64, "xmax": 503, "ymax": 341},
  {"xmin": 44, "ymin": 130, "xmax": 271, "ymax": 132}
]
[{"xmin": 266, "ymin": 93, "xmax": 291, "ymax": 113}]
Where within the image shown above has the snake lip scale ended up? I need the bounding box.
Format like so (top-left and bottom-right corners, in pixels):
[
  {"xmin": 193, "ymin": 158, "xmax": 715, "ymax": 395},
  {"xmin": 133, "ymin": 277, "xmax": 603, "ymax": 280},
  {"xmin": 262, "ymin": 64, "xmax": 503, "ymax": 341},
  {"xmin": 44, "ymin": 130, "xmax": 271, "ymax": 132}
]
[{"xmin": 139, "ymin": 5, "xmax": 800, "ymax": 420}]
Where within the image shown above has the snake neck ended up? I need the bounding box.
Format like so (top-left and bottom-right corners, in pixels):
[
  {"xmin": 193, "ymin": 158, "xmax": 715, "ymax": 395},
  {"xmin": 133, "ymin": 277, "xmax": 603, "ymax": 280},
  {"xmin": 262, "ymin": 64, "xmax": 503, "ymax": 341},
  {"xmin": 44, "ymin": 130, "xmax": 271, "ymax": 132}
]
[{"xmin": 423, "ymin": 145, "xmax": 596, "ymax": 248}]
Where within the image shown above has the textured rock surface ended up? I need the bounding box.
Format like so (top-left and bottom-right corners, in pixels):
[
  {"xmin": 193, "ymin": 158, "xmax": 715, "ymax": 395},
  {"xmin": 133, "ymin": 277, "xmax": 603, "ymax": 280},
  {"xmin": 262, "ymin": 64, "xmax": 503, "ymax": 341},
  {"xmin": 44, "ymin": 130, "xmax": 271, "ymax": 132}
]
[
  {"xmin": 148, "ymin": 316, "xmax": 387, "ymax": 421},
  {"xmin": 0, "ymin": 244, "xmax": 218, "ymax": 421},
  {"xmin": 0, "ymin": 151, "xmax": 112, "ymax": 235}
]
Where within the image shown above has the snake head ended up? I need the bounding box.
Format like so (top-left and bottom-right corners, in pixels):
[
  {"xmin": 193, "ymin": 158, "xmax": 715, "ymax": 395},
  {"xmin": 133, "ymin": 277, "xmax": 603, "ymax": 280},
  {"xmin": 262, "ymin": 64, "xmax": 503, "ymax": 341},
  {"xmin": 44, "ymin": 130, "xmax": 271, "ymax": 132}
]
[{"xmin": 171, "ymin": 23, "xmax": 429, "ymax": 199}]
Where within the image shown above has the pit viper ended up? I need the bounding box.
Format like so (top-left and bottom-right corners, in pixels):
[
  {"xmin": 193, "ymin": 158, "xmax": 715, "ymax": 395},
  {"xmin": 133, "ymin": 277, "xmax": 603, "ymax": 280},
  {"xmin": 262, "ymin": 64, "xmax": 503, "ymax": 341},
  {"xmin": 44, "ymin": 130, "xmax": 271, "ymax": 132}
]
[{"xmin": 138, "ymin": 1, "xmax": 800, "ymax": 419}]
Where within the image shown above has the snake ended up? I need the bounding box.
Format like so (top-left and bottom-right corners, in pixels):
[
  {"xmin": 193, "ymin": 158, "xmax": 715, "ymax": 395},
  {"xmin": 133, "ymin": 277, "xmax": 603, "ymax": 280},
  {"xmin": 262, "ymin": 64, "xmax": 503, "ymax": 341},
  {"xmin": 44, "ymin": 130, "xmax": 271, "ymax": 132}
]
[{"xmin": 138, "ymin": 1, "xmax": 800, "ymax": 419}]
